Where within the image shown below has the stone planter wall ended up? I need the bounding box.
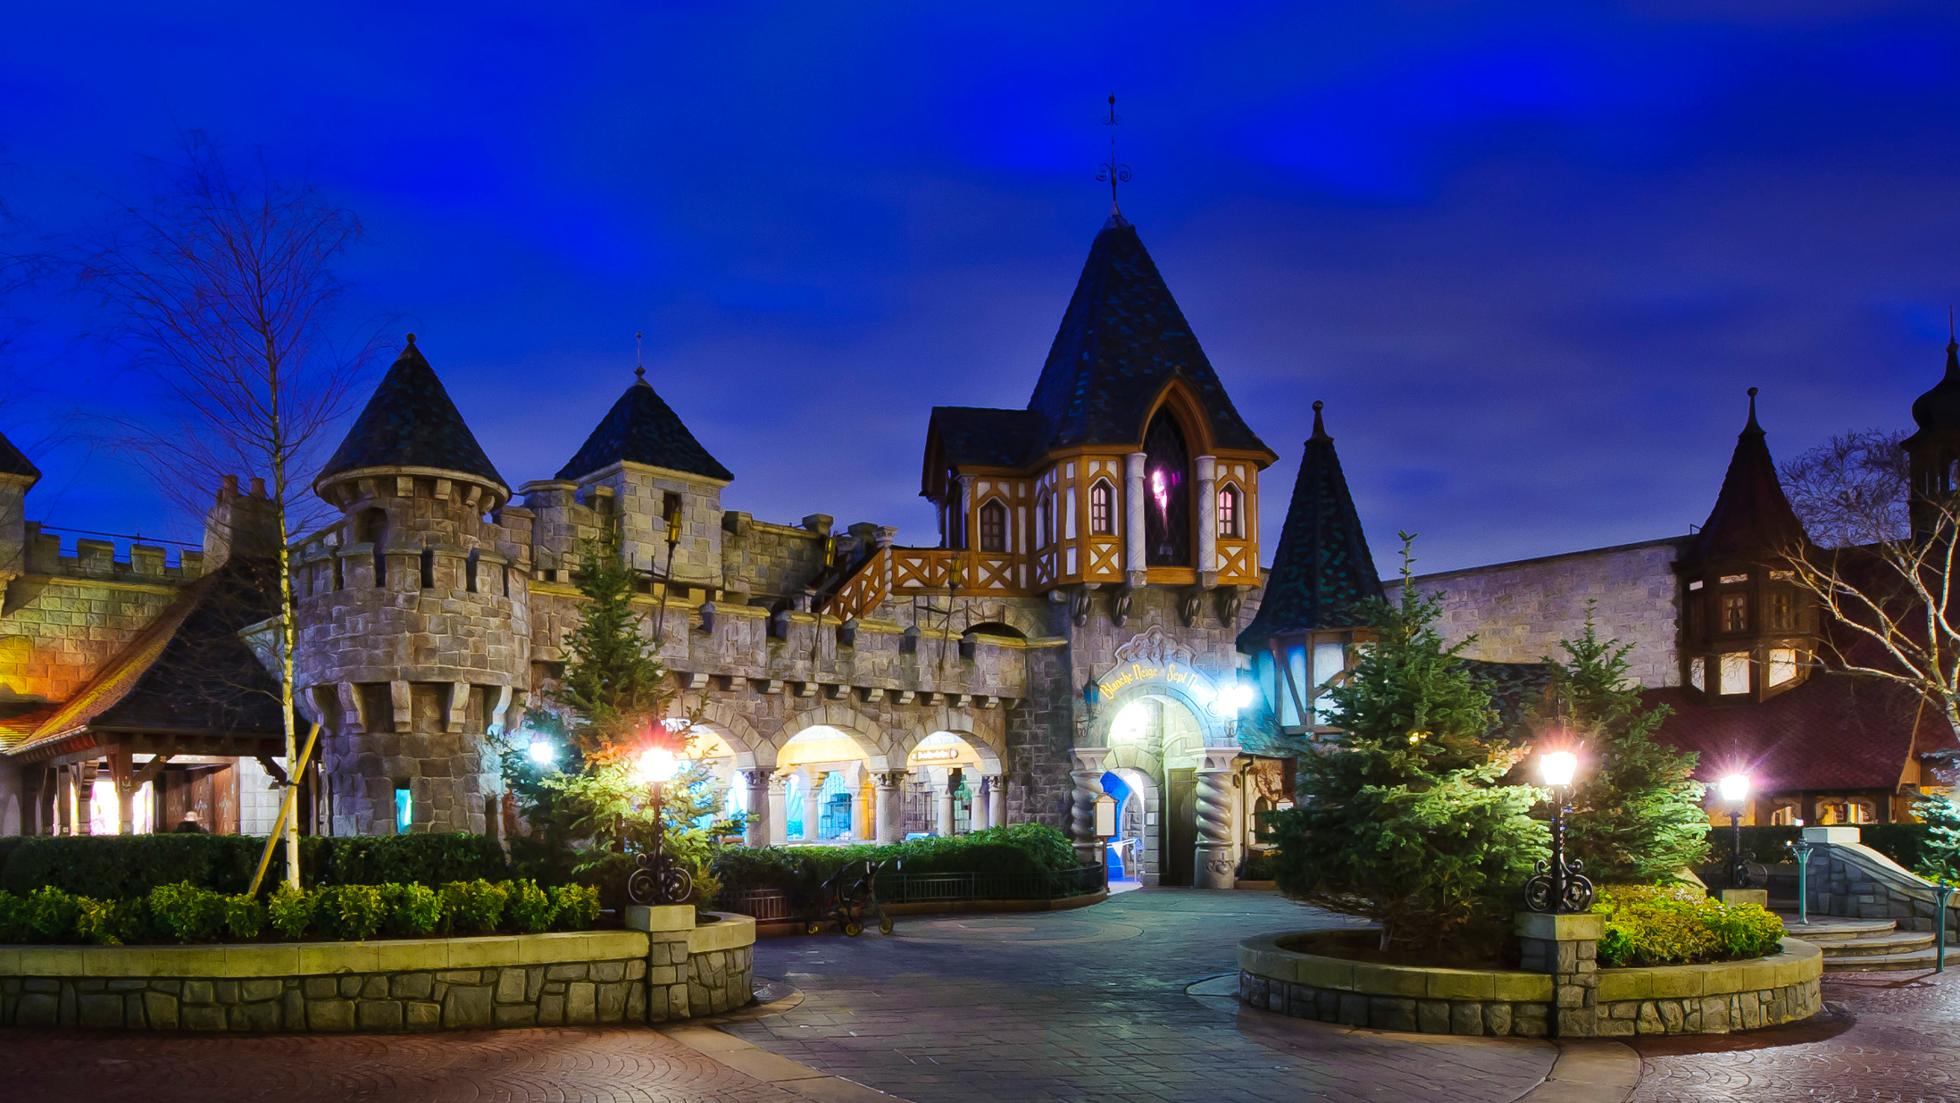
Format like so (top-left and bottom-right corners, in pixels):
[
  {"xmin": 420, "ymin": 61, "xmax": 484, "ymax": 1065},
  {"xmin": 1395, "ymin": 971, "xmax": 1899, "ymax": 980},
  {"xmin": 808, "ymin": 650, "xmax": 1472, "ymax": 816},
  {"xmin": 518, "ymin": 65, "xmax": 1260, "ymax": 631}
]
[
  {"xmin": 0, "ymin": 910, "xmax": 756, "ymax": 1033},
  {"xmin": 1237, "ymin": 923, "xmax": 1822, "ymax": 1039}
]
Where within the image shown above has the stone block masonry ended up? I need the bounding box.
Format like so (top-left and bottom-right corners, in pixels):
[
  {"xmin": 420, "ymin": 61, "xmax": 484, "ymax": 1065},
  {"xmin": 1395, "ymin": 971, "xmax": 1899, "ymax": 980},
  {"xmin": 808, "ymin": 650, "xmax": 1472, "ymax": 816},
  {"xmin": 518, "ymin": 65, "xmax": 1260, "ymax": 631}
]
[{"xmin": 0, "ymin": 914, "xmax": 756, "ymax": 1033}]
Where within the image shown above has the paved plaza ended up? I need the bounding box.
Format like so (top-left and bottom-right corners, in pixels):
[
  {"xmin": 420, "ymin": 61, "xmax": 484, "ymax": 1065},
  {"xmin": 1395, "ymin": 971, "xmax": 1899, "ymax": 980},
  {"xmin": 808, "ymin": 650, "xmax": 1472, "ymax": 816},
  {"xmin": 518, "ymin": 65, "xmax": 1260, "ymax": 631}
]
[{"xmin": 3, "ymin": 889, "xmax": 1957, "ymax": 1101}]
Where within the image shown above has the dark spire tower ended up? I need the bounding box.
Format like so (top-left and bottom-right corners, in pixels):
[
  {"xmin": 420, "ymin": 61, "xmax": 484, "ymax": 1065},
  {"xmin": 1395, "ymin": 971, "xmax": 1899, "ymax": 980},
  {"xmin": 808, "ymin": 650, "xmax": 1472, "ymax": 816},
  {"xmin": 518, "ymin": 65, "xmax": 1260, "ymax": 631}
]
[
  {"xmin": 1904, "ymin": 321, "xmax": 1960, "ymax": 539},
  {"xmin": 1237, "ymin": 401, "xmax": 1382, "ymax": 735},
  {"xmin": 1676, "ymin": 388, "xmax": 1815, "ymax": 703}
]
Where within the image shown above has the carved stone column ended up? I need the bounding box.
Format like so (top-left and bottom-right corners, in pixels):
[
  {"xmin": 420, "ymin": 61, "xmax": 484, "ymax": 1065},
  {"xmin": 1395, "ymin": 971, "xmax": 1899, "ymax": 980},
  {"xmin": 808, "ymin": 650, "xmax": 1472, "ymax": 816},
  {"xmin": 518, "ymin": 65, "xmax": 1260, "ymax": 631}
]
[
  {"xmin": 1195, "ymin": 454, "xmax": 1217, "ymax": 581},
  {"xmin": 742, "ymin": 769, "xmax": 774, "ymax": 848},
  {"xmin": 1195, "ymin": 750, "xmax": 1239, "ymax": 890},
  {"xmin": 765, "ymin": 774, "xmax": 788, "ymax": 846},
  {"xmin": 802, "ymin": 771, "xmax": 824, "ymax": 842},
  {"xmin": 935, "ymin": 778, "xmax": 955, "ymax": 837},
  {"xmin": 1069, "ymin": 747, "xmax": 1110, "ymax": 868},
  {"xmin": 75, "ymin": 761, "xmax": 97, "ymax": 836},
  {"xmin": 971, "ymin": 776, "xmax": 993, "ymax": 831},
  {"xmin": 988, "ymin": 776, "xmax": 1007, "ymax": 829},
  {"xmin": 875, "ymin": 769, "xmax": 907, "ymax": 843},
  {"xmin": 848, "ymin": 770, "xmax": 869, "ymax": 841},
  {"xmin": 1124, "ymin": 451, "xmax": 1147, "ymax": 584}
]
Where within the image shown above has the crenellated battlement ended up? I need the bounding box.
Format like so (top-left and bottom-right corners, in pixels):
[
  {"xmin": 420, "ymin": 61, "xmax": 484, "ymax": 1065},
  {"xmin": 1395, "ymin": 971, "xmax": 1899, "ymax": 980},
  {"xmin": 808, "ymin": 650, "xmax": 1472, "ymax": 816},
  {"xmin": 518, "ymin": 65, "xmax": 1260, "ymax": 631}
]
[{"xmin": 24, "ymin": 524, "xmax": 206, "ymax": 583}]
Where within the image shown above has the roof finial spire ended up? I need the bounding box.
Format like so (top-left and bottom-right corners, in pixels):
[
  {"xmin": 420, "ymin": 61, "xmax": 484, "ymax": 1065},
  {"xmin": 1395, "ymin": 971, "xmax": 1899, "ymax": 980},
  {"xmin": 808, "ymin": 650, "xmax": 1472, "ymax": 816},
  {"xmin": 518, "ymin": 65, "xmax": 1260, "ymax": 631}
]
[
  {"xmin": 634, "ymin": 330, "xmax": 646, "ymax": 382},
  {"xmin": 1309, "ymin": 399, "xmax": 1329, "ymax": 442},
  {"xmin": 1745, "ymin": 386, "xmax": 1761, "ymax": 433},
  {"xmin": 1096, "ymin": 93, "xmax": 1132, "ymax": 219}
]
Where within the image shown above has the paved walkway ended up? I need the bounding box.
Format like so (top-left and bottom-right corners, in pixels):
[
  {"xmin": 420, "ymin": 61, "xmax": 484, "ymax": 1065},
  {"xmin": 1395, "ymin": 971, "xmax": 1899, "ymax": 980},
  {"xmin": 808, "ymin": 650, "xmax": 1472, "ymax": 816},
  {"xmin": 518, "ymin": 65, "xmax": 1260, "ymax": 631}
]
[
  {"xmin": 3, "ymin": 889, "xmax": 1955, "ymax": 1102},
  {"xmin": 728, "ymin": 888, "xmax": 1559, "ymax": 1102}
]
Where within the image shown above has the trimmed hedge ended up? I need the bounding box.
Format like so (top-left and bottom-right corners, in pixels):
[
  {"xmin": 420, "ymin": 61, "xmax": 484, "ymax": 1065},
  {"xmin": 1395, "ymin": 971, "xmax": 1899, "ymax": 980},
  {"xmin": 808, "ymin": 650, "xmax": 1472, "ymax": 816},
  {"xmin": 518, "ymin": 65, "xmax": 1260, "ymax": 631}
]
[
  {"xmin": 0, "ymin": 878, "xmax": 601, "ymax": 946},
  {"xmin": 0, "ymin": 833, "xmax": 512, "ymax": 898},
  {"xmin": 1592, "ymin": 883, "xmax": 1785, "ymax": 967},
  {"xmin": 711, "ymin": 823, "xmax": 1079, "ymax": 904}
]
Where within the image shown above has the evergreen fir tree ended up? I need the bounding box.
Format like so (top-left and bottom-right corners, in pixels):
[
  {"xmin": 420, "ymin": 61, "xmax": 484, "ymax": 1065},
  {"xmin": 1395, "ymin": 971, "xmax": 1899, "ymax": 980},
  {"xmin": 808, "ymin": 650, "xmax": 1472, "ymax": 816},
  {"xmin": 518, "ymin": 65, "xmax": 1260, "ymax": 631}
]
[
  {"xmin": 1910, "ymin": 793, "xmax": 1960, "ymax": 883},
  {"xmin": 555, "ymin": 531, "xmax": 668, "ymax": 760},
  {"xmin": 1545, "ymin": 607, "xmax": 1711, "ymax": 884},
  {"xmin": 1270, "ymin": 538, "xmax": 1546, "ymax": 958}
]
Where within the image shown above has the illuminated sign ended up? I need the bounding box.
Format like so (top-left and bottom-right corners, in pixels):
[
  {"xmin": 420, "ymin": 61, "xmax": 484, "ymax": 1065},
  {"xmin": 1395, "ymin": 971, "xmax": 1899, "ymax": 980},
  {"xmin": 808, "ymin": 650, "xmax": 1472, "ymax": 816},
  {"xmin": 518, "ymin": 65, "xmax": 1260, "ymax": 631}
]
[
  {"xmin": 911, "ymin": 747, "xmax": 963, "ymax": 764},
  {"xmin": 1094, "ymin": 659, "xmax": 1217, "ymax": 704}
]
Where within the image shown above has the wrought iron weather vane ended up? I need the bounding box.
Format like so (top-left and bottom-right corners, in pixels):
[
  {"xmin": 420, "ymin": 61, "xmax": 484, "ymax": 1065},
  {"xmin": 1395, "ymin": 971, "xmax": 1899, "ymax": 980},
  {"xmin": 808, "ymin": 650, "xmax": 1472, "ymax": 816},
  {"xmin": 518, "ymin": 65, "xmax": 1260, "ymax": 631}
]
[{"xmin": 1097, "ymin": 93, "xmax": 1132, "ymax": 216}]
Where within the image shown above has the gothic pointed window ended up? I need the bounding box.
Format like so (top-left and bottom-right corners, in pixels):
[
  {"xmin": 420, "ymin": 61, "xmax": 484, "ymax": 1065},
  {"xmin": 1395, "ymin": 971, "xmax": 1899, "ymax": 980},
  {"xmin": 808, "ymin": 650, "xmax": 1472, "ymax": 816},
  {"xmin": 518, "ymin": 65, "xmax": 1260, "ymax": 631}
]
[
  {"xmin": 1142, "ymin": 410, "xmax": 1193, "ymax": 567},
  {"xmin": 1090, "ymin": 480, "xmax": 1116, "ymax": 536},
  {"xmin": 978, "ymin": 499, "xmax": 1008, "ymax": 553},
  {"xmin": 1217, "ymin": 484, "xmax": 1242, "ymax": 539}
]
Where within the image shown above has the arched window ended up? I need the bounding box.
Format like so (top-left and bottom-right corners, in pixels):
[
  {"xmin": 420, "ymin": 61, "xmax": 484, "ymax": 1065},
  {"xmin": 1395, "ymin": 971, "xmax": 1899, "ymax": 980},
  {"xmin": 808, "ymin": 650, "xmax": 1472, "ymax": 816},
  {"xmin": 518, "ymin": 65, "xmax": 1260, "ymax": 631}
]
[
  {"xmin": 1217, "ymin": 484, "xmax": 1242, "ymax": 539},
  {"xmin": 1142, "ymin": 409, "xmax": 1193, "ymax": 566},
  {"xmin": 978, "ymin": 499, "xmax": 1008, "ymax": 553},
  {"xmin": 1089, "ymin": 480, "xmax": 1116, "ymax": 536}
]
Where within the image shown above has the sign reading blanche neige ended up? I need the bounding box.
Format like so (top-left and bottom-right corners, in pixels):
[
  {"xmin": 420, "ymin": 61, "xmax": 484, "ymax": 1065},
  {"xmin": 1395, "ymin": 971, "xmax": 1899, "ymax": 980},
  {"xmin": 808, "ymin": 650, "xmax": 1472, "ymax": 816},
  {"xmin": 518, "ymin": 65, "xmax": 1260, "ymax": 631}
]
[{"xmin": 1093, "ymin": 627, "xmax": 1219, "ymax": 703}]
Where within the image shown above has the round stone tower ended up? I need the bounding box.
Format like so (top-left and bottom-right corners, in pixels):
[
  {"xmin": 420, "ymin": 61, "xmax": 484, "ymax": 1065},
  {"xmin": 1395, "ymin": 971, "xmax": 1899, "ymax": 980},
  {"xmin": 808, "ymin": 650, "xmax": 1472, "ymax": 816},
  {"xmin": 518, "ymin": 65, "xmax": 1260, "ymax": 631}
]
[{"xmin": 297, "ymin": 335, "xmax": 530, "ymax": 835}]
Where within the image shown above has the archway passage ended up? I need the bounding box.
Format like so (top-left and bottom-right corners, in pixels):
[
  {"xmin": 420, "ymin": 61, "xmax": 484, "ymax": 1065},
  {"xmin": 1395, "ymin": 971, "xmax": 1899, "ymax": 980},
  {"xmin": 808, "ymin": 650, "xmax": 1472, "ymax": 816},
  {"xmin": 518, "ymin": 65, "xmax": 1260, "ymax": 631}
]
[
  {"xmin": 1103, "ymin": 693, "xmax": 1206, "ymax": 886},
  {"xmin": 905, "ymin": 731, "xmax": 1005, "ymax": 837},
  {"xmin": 778, "ymin": 725, "xmax": 874, "ymax": 844},
  {"xmin": 1099, "ymin": 769, "xmax": 1149, "ymax": 884}
]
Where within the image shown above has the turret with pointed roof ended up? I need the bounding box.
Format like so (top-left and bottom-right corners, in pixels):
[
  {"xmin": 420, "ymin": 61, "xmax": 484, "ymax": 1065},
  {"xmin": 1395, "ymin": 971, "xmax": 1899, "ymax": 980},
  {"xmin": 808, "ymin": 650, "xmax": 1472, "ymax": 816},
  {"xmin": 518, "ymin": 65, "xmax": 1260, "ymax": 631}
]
[
  {"xmin": 1904, "ymin": 326, "xmax": 1960, "ymax": 538},
  {"xmin": 1677, "ymin": 388, "xmax": 1816, "ymax": 703},
  {"xmin": 1684, "ymin": 387, "xmax": 1809, "ymax": 568},
  {"xmin": 1238, "ymin": 402, "xmax": 1382, "ymax": 651},
  {"xmin": 316, "ymin": 335, "xmax": 507, "ymax": 505},
  {"xmin": 558, "ymin": 367, "xmax": 732, "ymax": 484}
]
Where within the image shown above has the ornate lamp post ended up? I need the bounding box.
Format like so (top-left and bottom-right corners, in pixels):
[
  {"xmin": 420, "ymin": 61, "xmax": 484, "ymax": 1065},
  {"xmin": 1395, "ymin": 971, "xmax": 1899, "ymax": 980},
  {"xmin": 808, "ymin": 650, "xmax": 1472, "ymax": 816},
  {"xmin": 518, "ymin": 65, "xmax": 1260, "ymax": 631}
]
[
  {"xmin": 1788, "ymin": 836, "xmax": 1814, "ymax": 925},
  {"xmin": 1719, "ymin": 773, "xmax": 1752, "ymax": 889},
  {"xmin": 1525, "ymin": 749, "xmax": 1594, "ymax": 914},
  {"xmin": 626, "ymin": 745, "xmax": 694, "ymax": 906}
]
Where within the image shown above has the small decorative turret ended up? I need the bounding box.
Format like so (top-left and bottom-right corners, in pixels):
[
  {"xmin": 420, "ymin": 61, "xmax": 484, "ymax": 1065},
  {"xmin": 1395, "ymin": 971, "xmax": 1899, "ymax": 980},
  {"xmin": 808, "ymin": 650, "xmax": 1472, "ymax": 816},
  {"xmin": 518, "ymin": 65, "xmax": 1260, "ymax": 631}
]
[
  {"xmin": 1677, "ymin": 388, "xmax": 1814, "ymax": 702},
  {"xmin": 297, "ymin": 336, "xmax": 529, "ymax": 836},
  {"xmin": 1904, "ymin": 320, "xmax": 1960, "ymax": 538},
  {"xmin": 0, "ymin": 427, "xmax": 41, "ymax": 593},
  {"xmin": 1237, "ymin": 401, "xmax": 1381, "ymax": 735}
]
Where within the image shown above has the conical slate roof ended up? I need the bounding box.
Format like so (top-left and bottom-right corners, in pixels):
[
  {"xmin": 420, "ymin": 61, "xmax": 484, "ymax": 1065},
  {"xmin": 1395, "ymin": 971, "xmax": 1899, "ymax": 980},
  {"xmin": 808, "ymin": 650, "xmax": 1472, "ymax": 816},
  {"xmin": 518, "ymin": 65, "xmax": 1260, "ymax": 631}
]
[
  {"xmin": 1910, "ymin": 332, "xmax": 1960, "ymax": 436},
  {"xmin": 1238, "ymin": 402, "xmax": 1382, "ymax": 651},
  {"xmin": 0, "ymin": 428, "xmax": 39, "ymax": 482},
  {"xmin": 557, "ymin": 369, "xmax": 733, "ymax": 483},
  {"xmin": 1686, "ymin": 388, "xmax": 1808, "ymax": 565},
  {"xmin": 1025, "ymin": 216, "xmax": 1272, "ymax": 459},
  {"xmin": 317, "ymin": 336, "xmax": 506, "ymax": 492}
]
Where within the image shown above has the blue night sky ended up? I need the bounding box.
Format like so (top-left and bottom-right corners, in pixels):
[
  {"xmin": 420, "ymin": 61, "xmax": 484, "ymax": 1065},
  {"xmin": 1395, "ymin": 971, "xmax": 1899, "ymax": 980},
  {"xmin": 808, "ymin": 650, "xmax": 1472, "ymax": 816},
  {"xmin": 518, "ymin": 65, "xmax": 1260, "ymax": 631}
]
[{"xmin": 3, "ymin": 3, "xmax": 1958, "ymax": 575}]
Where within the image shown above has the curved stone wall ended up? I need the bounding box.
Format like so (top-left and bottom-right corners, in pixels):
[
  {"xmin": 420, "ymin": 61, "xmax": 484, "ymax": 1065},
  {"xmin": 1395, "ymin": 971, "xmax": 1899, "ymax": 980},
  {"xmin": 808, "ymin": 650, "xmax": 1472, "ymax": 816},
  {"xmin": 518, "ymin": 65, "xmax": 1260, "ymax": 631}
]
[
  {"xmin": 0, "ymin": 912, "xmax": 755, "ymax": 1033},
  {"xmin": 1237, "ymin": 930, "xmax": 1821, "ymax": 1038}
]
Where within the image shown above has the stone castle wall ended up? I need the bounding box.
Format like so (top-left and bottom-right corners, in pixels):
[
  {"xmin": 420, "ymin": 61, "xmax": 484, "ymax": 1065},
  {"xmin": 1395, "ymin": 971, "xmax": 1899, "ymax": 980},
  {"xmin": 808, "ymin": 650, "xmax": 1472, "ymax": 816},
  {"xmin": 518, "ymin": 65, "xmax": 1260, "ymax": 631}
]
[
  {"xmin": 1387, "ymin": 538, "xmax": 1685, "ymax": 688},
  {"xmin": 0, "ymin": 532, "xmax": 189, "ymax": 706}
]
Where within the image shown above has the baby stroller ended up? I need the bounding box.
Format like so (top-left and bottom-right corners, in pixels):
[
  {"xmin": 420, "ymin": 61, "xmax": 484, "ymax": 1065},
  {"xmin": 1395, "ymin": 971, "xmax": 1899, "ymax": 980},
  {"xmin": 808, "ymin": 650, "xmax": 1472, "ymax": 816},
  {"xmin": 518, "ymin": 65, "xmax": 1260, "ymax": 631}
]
[{"xmin": 804, "ymin": 857, "xmax": 898, "ymax": 936}]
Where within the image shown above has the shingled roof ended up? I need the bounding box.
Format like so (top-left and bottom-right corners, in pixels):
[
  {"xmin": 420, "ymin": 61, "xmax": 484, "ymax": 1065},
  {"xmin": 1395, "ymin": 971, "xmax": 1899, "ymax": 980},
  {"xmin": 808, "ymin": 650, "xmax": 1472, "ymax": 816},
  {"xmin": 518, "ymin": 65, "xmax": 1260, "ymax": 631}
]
[
  {"xmin": 557, "ymin": 369, "xmax": 733, "ymax": 483},
  {"xmin": 4, "ymin": 556, "xmax": 284, "ymax": 758},
  {"xmin": 0, "ymin": 428, "xmax": 39, "ymax": 482},
  {"xmin": 1909, "ymin": 331, "xmax": 1960, "ymax": 439},
  {"xmin": 923, "ymin": 407, "xmax": 1049, "ymax": 471},
  {"xmin": 1026, "ymin": 216, "xmax": 1272, "ymax": 459},
  {"xmin": 1238, "ymin": 402, "xmax": 1383, "ymax": 651},
  {"xmin": 1685, "ymin": 388, "xmax": 1808, "ymax": 566},
  {"xmin": 317, "ymin": 336, "xmax": 506, "ymax": 492}
]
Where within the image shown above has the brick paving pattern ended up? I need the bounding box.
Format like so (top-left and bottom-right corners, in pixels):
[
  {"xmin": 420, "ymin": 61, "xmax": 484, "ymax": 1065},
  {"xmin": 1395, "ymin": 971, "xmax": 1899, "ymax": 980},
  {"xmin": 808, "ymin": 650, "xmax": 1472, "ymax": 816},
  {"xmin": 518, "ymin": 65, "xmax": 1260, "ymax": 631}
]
[
  {"xmin": 0, "ymin": 1024, "xmax": 808, "ymax": 1102},
  {"xmin": 1632, "ymin": 969, "xmax": 1960, "ymax": 1103},
  {"xmin": 725, "ymin": 888, "xmax": 1558, "ymax": 1102}
]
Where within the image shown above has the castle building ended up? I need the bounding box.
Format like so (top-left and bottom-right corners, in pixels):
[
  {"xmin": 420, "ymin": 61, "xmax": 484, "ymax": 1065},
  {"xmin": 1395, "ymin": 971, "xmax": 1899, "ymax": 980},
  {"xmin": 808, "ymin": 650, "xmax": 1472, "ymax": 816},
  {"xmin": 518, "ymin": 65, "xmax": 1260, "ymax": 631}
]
[
  {"xmin": 0, "ymin": 211, "xmax": 1318, "ymax": 888},
  {"xmin": 1, "ymin": 207, "xmax": 1951, "ymax": 868}
]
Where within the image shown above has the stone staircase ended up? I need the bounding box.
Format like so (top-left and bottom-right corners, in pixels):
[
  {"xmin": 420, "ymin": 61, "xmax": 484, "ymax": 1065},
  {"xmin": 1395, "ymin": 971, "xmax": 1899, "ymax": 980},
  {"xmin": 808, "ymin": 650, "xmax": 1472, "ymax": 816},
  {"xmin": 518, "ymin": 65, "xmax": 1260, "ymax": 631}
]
[{"xmin": 1778, "ymin": 914, "xmax": 1941, "ymax": 973}]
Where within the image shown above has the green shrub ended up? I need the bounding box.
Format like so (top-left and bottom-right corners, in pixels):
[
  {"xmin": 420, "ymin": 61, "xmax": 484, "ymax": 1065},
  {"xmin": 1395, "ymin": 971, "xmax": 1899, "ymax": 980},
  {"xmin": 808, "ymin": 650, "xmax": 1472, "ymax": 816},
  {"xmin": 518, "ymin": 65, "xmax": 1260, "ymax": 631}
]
[
  {"xmin": 25, "ymin": 887, "xmax": 83, "ymax": 942},
  {"xmin": 148, "ymin": 882, "xmax": 227, "ymax": 942},
  {"xmin": 223, "ymin": 894, "xmax": 266, "ymax": 941},
  {"xmin": 548, "ymin": 883, "xmax": 601, "ymax": 930},
  {"xmin": 440, "ymin": 879, "xmax": 508, "ymax": 934},
  {"xmin": 506, "ymin": 880, "xmax": 554, "ymax": 934},
  {"xmin": 382, "ymin": 883, "xmax": 443, "ymax": 937},
  {"xmin": 0, "ymin": 832, "xmax": 515, "ymax": 898},
  {"xmin": 315, "ymin": 884, "xmax": 387, "ymax": 940},
  {"xmin": 266, "ymin": 883, "xmax": 314, "ymax": 940},
  {"xmin": 1592, "ymin": 883, "xmax": 1784, "ymax": 967},
  {"xmin": 710, "ymin": 824, "xmax": 1082, "ymax": 907},
  {"xmin": 0, "ymin": 889, "xmax": 25, "ymax": 942}
]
